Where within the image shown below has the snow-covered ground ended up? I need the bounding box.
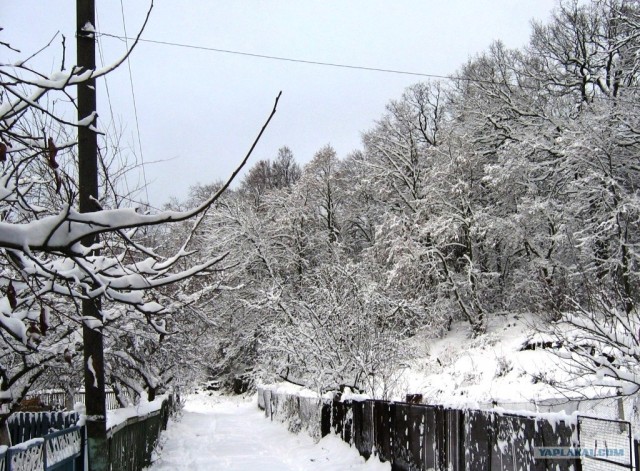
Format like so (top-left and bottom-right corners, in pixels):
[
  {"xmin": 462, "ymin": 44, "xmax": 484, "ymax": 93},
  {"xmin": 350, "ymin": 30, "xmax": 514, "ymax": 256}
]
[
  {"xmin": 401, "ymin": 314, "xmax": 561, "ymax": 406},
  {"xmin": 147, "ymin": 393, "xmax": 389, "ymax": 471},
  {"xmin": 400, "ymin": 315, "xmax": 638, "ymax": 423},
  {"xmin": 148, "ymin": 315, "xmax": 640, "ymax": 470}
]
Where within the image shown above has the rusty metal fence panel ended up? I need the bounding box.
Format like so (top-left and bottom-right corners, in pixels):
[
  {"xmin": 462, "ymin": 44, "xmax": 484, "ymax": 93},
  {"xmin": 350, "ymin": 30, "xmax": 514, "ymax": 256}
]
[
  {"xmin": 491, "ymin": 414, "xmax": 538, "ymax": 471},
  {"xmin": 465, "ymin": 409, "xmax": 492, "ymax": 470},
  {"xmin": 444, "ymin": 408, "xmax": 464, "ymax": 471},
  {"xmin": 539, "ymin": 417, "xmax": 581, "ymax": 471},
  {"xmin": 390, "ymin": 402, "xmax": 411, "ymax": 470},
  {"xmin": 423, "ymin": 406, "xmax": 438, "ymax": 470},
  {"xmin": 407, "ymin": 404, "xmax": 428, "ymax": 470}
]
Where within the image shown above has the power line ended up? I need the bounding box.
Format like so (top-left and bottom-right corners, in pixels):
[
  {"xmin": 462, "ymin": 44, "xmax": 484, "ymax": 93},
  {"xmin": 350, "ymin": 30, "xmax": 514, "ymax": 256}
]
[
  {"xmin": 96, "ymin": 6, "xmax": 135, "ymax": 203},
  {"xmin": 118, "ymin": 3, "xmax": 151, "ymax": 206},
  {"xmin": 98, "ymin": 32, "xmax": 460, "ymax": 81},
  {"xmin": 96, "ymin": 32, "xmax": 640, "ymax": 104},
  {"xmin": 95, "ymin": 12, "xmax": 116, "ymax": 128}
]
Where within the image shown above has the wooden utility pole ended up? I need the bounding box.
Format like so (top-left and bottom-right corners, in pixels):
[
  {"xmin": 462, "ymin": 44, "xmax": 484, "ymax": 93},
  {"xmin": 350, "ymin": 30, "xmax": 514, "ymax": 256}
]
[{"xmin": 77, "ymin": 1, "xmax": 108, "ymax": 469}]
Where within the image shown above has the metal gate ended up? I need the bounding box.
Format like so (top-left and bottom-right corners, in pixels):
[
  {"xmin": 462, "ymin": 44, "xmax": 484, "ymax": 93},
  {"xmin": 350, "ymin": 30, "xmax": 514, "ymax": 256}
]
[{"xmin": 578, "ymin": 416, "xmax": 632, "ymax": 470}]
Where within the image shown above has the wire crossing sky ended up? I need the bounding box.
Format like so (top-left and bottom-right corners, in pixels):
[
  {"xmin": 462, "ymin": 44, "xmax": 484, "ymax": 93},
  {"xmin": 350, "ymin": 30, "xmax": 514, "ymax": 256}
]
[
  {"xmin": 98, "ymin": 33, "xmax": 462, "ymax": 80},
  {"xmin": 97, "ymin": 32, "xmax": 640, "ymax": 101},
  {"xmin": 4, "ymin": 0, "xmax": 558, "ymax": 206}
]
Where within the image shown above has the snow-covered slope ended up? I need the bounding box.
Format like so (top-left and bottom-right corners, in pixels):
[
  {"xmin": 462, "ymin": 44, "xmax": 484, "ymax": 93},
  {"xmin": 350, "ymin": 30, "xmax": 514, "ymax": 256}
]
[
  {"xmin": 399, "ymin": 314, "xmax": 638, "ymax": 424},
  {"xmin": 262, "ymin": 314, "xmax": 639, "ymax": 429},
  {"xmin": 402, "ymin": 314, "xmax": 556, "ymax": 406}
]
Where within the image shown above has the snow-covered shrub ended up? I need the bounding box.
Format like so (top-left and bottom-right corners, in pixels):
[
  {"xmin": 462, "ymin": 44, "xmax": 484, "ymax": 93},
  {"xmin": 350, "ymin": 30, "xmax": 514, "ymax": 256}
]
[
  {"xmin": 494, "ymin": 354, "xmax": 513, "ymax": 378},
  {"xmin": 259, "ymin": 262, "xmax": 408, "ymax": 398}
]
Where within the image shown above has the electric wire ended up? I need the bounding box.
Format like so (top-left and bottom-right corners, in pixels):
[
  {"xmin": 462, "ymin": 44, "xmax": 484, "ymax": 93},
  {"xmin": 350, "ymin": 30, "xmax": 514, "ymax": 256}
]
[
  {"xmin": 118, "ymin": 1, "xmax": 151, "ymax": 206},
  {"xmin": 97, "ymin": 32, "xmax": 476, "ymax": 82},
  {"xmin": 96, "ymin": 7, "xmax": 135, "ymax": 206},
  {"xmin": 95, "ymin": 13, "xmax": 116, "ymax": 128},
  {"xmin": 97, "ymin": 32, "xmax": 640, "ymax": 107}
]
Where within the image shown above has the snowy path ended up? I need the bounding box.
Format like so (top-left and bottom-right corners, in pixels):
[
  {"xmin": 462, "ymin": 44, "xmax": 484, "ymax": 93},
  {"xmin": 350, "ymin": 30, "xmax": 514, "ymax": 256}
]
[{"xmin": 148, "ymin": 393, "xmax": 389, "ymax": 471}]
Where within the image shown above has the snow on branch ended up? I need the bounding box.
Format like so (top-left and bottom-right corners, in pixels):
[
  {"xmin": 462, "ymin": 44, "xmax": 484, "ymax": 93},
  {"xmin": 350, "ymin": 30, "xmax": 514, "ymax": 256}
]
[
  {"xmin": 0, "ymin": 92, "xmax": 282, "ymax": 253},
  {"xmin": 0, "ymin": 6, "xmax": 282, "ymax": 354},
  {"xmin": 0, "ymin": 90, "xmax": 281, "ymax": 344},
  {"xmin": 0, "ymin": 2, "xmax": 153, "ymax": 134}
]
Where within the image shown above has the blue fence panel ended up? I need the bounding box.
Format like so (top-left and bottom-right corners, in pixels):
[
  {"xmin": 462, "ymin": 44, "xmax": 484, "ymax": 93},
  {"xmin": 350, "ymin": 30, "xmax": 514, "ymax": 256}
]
[
  {"xmin": 6, "ymin": 438, "xmax": 45, "ymax": 471},
  {"xmin": 1, "ymin": 394, "xmax": 175, "ymax": 471},
  {"xmin": 4, "ymin": 426, "xmax": 84, "ymax": 471},
  {"xmin": 44, "ymin": 426, "xmax": 84, "ymax": 471}
]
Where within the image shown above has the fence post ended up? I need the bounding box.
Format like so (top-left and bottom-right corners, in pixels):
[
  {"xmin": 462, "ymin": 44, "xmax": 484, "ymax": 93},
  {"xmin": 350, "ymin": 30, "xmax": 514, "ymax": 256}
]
[
  {"xmin": 321, "ymin": 401, "xmax": 331, "ymax": 437},
  {"xmin": 79, "ymin": 425, "xmax": 87, "ymax": 471},
  {"xmin": 42, "ymin": 436, "xmax": 48, "ymax": 470},
  {"xmin": 436, "ymin": 406, "xmax": 446, "ymax": 471}
]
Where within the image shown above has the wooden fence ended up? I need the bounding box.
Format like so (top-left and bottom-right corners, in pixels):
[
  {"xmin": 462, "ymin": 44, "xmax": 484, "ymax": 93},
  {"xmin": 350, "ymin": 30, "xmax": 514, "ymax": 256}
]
[{"xmin": 258, "ymin": 387, "xmax": 634, "ymax": 471}]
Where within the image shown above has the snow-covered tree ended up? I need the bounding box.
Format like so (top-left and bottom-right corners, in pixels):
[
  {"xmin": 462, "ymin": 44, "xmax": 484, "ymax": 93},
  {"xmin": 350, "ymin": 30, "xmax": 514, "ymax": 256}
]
[
  {"xmin": 0, "ymin": 22, "xmax": 281, "ymax": 413},
  {"xmin": 260, "ymin": 261, "xmax": 408, "ymax": 398}
]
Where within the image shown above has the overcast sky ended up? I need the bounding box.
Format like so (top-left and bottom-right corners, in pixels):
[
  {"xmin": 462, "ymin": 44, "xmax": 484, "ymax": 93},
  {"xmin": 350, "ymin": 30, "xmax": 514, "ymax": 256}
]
[{"xmin": 4, "ymin": 1, "xmax": 558, "ymax": 207}]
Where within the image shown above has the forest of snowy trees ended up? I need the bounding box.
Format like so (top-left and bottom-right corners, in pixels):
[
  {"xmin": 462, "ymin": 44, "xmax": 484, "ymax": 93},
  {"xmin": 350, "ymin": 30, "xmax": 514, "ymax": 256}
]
[
  {"xmin": 0, "ymin": 0, "xmax": 639, "ymax": 409},
  {"xmin": 169, "ymin": 0, "xmax": 640, "ymax": 397}
]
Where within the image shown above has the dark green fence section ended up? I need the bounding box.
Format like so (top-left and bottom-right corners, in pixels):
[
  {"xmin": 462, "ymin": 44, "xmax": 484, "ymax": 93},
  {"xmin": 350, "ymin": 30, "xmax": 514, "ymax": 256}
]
[
  {"xmin": 106, "ymin": 395, "xmax": 175, "ymax": 471},
  {"xmin": 258, "ymin": 387, "xmax": 584, "ymax": 471},
  {"xmin": 8, "ymin": 412, "xmax": 79, "ymax": 445}
]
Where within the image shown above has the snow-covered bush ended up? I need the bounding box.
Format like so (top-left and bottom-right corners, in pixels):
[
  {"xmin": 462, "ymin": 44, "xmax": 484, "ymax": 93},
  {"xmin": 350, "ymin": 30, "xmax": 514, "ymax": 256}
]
[{"xmin": 259, "ymin": 262, "xmax": 409, "ymax": 398}]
